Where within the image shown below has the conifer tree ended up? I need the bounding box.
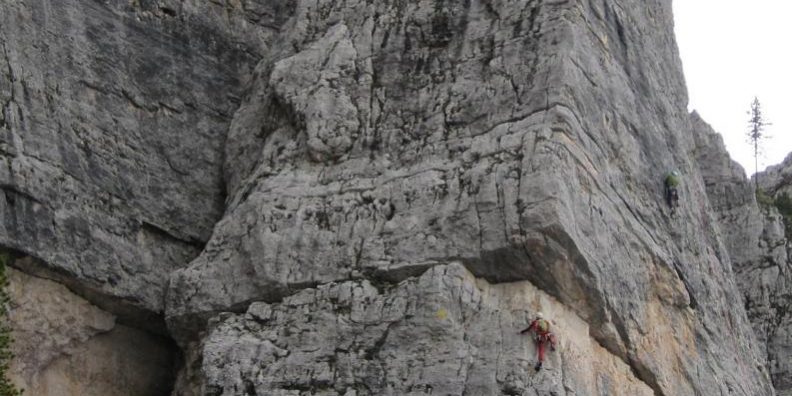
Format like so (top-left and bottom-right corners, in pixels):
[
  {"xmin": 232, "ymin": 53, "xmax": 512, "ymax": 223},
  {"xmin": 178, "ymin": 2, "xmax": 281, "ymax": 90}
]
[{"xmin": 747, "ymin": 97, "xmax": 770, "ymax": 190}]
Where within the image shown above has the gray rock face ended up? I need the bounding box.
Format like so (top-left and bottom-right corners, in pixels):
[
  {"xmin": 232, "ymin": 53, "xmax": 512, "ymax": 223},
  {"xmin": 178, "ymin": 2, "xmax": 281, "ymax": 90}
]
[
  {"xmin": 759, "ymin": 153, "xmax": 792, "ymax": 198},
  {"xmin": 0, "ymin": 0, "xmax": 282, "ymax": 322},
  {"xmin": 172, "ymin": 0, "xmax": 686, "ymax": 318},
  {"xmin": 167, "ymin": 0, "xmax": 772, "ymax": 395},
  {"xmin": 1, "ymin": 0, "xmax": 788, "ymax": 395},
  {"xmin": 756, "ymin": 156, "xmax": 792, "ymax": 394},
  {"xmin": 7, "ymin": 267, "xmax": 177, "ymax": 396},
  {"xmin": 756, "ymin": 210, "xmax": 792, "ymax": 395},
  {"xmin": 693, "ymin": 112, "xmax": 792, "ymax": 395},
  {"xmin": 201, "ymin": 263, "xmax": 654, "ymax": 396}
]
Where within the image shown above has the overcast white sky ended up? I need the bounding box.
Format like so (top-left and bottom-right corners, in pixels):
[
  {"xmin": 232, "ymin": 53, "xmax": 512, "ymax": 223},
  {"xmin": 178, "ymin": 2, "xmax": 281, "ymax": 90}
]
[{"xmin": 673, "ymin": 1, "xmax": 792, "ymax": 175}]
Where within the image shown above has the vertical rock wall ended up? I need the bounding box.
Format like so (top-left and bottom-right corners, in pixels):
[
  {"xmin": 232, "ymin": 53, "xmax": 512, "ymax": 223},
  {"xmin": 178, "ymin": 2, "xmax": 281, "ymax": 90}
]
[
  {"xmin": 693, "ymin": 111, "xmax": 792, "ymax": 395},
  {"xmin": 7, "ymin": 267, "xmax": 177, "ymax": 395},
  {"xmin": 757, "ymin": 154, "xmax": 792, "ymax": 394},
  {"xmin": 0, "ymin": 0, "xmax": 787, "ymax": 395},
  {"xmin": 166, "ymin": 0, "xmax": 772, "ymax": 395},
  {"xmin": 759, "ymin": 154, "xmax": 792, "ymax": 198},
  {"xmin": 1, "ymin": 1, "xmax": 286, "ymax": 394},
  {"xmin": 0, "ymin": 0, "xmax": 281, "ymax": 317},
  {"xmin": 201, "ymin": 264, "xmax": 654, "ymax": 395}
]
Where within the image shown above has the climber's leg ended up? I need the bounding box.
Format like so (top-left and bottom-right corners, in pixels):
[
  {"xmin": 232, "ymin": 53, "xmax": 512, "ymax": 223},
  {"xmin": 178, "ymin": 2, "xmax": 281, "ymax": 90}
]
[{"xmin": 535, "ymin": 339, "xmax": 546, "ymax": 371}]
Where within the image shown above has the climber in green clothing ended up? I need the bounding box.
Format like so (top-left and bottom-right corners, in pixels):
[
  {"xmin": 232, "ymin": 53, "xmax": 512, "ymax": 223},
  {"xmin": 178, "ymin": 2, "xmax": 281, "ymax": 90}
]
[{"xmin": 665, "ymin": 170, "xmax": 681, "ymax": 209}]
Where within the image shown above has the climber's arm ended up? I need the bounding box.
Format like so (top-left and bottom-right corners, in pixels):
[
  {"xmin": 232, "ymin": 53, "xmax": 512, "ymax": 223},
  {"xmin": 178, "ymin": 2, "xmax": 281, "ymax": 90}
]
[{"xmin": 519, "ymin": 320, "xmax": 537, "ymax": 334}]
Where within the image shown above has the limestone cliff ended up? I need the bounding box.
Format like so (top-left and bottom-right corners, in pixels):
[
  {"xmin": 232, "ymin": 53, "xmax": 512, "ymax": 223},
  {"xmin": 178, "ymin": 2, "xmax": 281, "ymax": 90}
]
[
  {"xmin": 759, "ymin": 153, "xmax": 792, "ymax": 198},
  {"xmin": 0, "ymin": 0, "xmax": 788, "ymax": 395},
  {"xmin": 754, "ymin": 155, "xmax": 792, "ymax": 395},
  {"xmin": 7, "ymin": 267, "xmax": 177, "ymax": 395},
  {"xmin": 693, "ymin": 113, "xmax": 792, "ymax": 395}
]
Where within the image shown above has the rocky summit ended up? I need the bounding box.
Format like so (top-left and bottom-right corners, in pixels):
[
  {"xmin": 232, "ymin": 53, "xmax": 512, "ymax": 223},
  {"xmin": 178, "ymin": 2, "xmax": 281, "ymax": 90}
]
[{"xmin": 1, "ymin": 1, "xmax": 790, "ymax": 395}]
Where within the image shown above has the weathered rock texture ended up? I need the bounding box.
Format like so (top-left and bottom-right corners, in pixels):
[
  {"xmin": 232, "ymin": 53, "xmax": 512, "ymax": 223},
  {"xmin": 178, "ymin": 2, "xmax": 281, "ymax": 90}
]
[
  {"xmin": 1, "ymin": 0, "xmax": 789, "ymax": 395},
  {"xmin": 759, "ymin": 153, "xmax": 792, "ymax": 198},
  {"xmin": 1, "ymin": 0, "xmax": 283, "ymax": 394},
  {"xmin": 7, "ymin": 267, "xmax": 177, "ymax": 396},
  {"xmin": 693, "ymin": 113, "xmax": 792, "ymax": 395},
  {"xmin": 0, "ymin": 0, "xmax": 281, "ymax": 322},
  {"xmin": 754, "ymin": 155, "xmax": 792, "ymax": 395},
  {"xmin": 167, "ymin": 0, "xmax": 773, "ymax": 394},
  {"xmin": 201, "ymin": 264, "xmax": 654, "ymax": 396}
]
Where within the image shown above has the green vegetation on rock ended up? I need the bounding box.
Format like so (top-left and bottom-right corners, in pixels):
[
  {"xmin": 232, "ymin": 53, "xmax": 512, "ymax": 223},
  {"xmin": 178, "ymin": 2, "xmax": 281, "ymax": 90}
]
[
  {"xmin": 0, "ymin": 253, "xmax": 22, "ymax": 396},
  {"xmin": 774, "ymin": 193, "xmax": 792, "ymax": 235},
  {"xmin": 756, "ymin": 188, "xmax": 775, "ymax": 208},
  {"xmin": 756, "ymin": 190, "xmax": 792, "ymax": 236}
]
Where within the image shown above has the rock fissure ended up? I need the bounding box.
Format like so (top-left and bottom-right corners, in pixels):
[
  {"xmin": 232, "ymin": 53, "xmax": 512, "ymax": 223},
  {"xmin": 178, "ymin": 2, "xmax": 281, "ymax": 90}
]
[
  {"xmin": 4, "ymin": 249, "xmax": 167, "ymax": 334},
  {"xmin": 4, "ymin": 0, "xmax": 791, "ymax": 395}
]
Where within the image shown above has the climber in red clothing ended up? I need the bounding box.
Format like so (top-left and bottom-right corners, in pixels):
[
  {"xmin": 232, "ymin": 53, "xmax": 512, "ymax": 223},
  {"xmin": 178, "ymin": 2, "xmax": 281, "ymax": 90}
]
[{"xmin": 519, "ymin": 312, "xmax": 557, "ymax": 371}]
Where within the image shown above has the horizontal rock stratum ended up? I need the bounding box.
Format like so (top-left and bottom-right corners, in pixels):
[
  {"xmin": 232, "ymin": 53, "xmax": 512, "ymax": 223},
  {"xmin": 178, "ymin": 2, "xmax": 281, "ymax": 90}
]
[{"xmin": 1, "ymin": 0, "xmax": 789, "ymax": 395}]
